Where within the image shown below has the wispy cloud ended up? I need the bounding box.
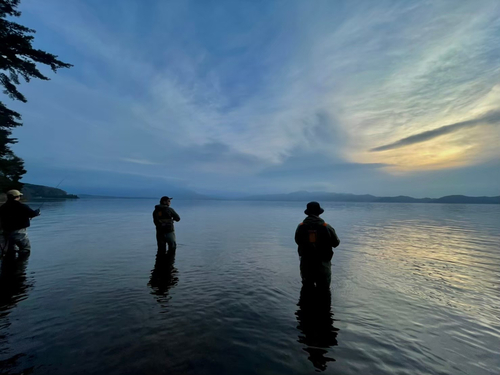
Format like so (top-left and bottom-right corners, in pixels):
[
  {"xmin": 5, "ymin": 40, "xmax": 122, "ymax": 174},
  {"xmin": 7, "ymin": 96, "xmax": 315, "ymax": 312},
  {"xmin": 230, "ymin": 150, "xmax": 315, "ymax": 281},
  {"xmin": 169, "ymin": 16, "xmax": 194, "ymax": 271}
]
[
  {"xmin": 120, "ymin": 158, "xmax": 159, "ymax": 165},
  {"xmin": 12, "ymin": 0, "xmax": 500, "ymax": 196},
  {"xmin": 370, "ymin": 110, "xmax": 500, "ymax": 152}
]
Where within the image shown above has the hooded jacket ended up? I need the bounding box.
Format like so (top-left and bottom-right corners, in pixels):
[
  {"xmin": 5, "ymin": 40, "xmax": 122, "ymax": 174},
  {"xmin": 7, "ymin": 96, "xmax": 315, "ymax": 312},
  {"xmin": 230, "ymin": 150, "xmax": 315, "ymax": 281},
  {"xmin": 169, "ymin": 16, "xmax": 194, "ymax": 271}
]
[
  {"xmin": 153, "ymin": 204, "xmax": 180, "ymax": 232},
  {"xmin": 295, "ymin": 215, "xmax": 340, "ymax": 261},
  {"xmin": 0, "ymin": 199, "xmax": 39, "ymax": 233}
]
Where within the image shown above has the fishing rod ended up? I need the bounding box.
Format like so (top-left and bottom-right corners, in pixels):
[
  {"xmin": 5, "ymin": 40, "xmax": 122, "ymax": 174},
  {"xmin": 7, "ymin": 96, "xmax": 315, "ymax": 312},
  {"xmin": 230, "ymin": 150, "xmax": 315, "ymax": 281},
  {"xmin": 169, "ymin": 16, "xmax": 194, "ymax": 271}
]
[{"xmin": 38, "ymin": 178, "xmax": 66, "ymax": 210}]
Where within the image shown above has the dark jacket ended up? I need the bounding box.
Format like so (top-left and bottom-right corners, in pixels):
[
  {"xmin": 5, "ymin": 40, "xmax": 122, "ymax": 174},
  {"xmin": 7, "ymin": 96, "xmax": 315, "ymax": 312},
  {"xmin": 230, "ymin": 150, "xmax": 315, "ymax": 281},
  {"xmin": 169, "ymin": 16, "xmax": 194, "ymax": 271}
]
[
  {"xmin": 0, "ymin": 200, "xmax": 39, "ymax": 233},
  {"xmin": 153, "ymin": 204, "xmax": 180, "ymax": 233},
  {"xmin": 295, "ymin": 215, "xmax": 340, "ymax": 261}
]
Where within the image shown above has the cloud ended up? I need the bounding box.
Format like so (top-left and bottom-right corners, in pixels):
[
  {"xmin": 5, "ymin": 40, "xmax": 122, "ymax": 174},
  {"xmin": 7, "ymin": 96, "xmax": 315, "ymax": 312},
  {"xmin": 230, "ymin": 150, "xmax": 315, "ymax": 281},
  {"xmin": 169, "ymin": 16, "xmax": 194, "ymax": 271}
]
[
  {"xmin": 10, "ymin": 0, "xmax": 500, "ymax": 197},
  {"xmin": 120, "ymin": 158, "xmax": 159, "ymax": 165},
  {"xmin": 370, "ymin": 110, "xmax": 500, "ymax": 152}
]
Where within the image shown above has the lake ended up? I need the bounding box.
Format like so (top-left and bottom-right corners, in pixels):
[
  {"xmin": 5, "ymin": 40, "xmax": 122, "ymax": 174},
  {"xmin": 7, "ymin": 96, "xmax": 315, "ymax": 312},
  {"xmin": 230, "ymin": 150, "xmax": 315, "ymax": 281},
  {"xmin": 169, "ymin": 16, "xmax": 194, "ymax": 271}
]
[{"xmin": 1, "ymin": 199, "xmax": 499, "ymax": 374}]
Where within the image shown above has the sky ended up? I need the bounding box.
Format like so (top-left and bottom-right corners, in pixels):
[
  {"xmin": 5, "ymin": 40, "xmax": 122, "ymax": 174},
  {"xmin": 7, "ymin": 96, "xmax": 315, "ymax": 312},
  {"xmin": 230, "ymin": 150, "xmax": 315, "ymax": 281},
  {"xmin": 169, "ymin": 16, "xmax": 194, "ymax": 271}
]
[{"xmin": 7, "ymin": 0, "xmax": 500, "ymax": 198}]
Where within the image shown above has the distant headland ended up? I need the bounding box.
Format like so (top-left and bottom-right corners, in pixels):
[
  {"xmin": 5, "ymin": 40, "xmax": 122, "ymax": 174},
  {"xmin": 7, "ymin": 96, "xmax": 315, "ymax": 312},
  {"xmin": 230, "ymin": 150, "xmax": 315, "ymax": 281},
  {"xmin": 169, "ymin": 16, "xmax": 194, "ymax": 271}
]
[{"xmin": 0, "ymin": 183, "xmax": 79, "ymax": 203}]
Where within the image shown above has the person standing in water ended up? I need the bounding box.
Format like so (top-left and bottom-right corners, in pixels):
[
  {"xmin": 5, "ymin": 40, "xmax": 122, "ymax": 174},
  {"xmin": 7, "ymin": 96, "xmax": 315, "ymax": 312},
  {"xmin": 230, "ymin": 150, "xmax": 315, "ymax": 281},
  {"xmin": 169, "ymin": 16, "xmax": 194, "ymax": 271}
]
[
  {"xmin": 153, "ymin": 196, "xmax": 180, "ymax": 253},
  {"xmin": 295, "ymin": 202, "xmax": 340, "ymax": 288},
  {"xmin": 0, "ymin": 190, "xmax": 40, "ymax": 257}
]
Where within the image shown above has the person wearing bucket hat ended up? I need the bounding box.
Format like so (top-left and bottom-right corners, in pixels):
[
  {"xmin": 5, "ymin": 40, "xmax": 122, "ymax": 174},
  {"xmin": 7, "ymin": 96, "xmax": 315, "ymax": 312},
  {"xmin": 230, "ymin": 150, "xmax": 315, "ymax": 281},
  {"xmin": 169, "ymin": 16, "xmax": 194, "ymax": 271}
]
[
  {"xmin": 0, "ymin": 190, "xmax": 40, "ymax": 256},
  {"xmin": 295, "ymin": 202, "xmax": 340, "ymax": 288},
  {"xmin": 153, "ymin": 196, "xmax": 180, "ymax": 253}
]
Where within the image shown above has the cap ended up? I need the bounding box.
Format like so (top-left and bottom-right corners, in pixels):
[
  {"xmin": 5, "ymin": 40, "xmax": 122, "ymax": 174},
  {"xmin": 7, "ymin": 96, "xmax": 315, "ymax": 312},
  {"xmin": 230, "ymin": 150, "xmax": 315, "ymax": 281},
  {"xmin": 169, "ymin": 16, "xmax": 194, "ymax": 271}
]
[
  {"xmin": 160, "ymin": 196, "xmax": 173, "ymax": 203},
  {"xmin": 6, "ymin": 189, "xmax": 23, "ymax": 197}
]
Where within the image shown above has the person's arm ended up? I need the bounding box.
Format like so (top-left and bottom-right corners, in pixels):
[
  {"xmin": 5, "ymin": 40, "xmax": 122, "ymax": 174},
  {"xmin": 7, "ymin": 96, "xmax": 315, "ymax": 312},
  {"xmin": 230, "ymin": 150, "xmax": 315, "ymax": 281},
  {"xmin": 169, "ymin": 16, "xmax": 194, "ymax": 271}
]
[
  {"xmin": 327, "ymin": 224, "xmax": 340, "ymax": 248},
  {"xmin": 23, "ymin": 204, "xmax": 40, "ymax": 218},
  {"xmin": 152, "ymin": 210, "xmax": 160, "ymax": 227},
  {"xmin": 295, "ymin": 224, "xmax": 304, "ymax": 245},
  {"xmin": 169, "ymin": 208, "xmax": 180, "ymax": 222}
]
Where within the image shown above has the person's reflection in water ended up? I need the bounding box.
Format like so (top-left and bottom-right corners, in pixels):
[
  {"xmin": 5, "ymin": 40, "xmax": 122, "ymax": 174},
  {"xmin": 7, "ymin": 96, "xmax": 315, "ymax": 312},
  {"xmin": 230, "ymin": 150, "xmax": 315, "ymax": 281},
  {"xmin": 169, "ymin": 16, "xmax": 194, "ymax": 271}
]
[
  {"xmin": 295, "ymin": 285, "xmax": 339, "ymax": 372},
  {"xmin": 0, "ymin": 253, "xmax": 34, "ymax": 374},
  {"xmin": 0, "ymin": 252, "xmax": 33, "ymax": 315},
  {"xmin": 148, "ymin": 250, "xmax": 178, "ymax": 305}
]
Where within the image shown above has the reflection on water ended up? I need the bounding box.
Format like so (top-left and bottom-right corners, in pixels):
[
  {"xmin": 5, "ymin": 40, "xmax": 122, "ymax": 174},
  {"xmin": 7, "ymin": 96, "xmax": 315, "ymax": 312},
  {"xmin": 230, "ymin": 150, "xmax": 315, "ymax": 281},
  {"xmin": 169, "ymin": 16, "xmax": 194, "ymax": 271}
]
[
  {"xmin": 296, "ymin": 286, "xmax": 339, "ymax": 372},
  {"xmin": 148, "ymin": 249, "xmax": 179, "ymax": 305},
  {"xmin": 0, "ymin": 253, "xmax": 34, "ymax": 375},
  {"xmin": 353, "ymin": 217, "xmax": 500, "ymax": 319},
  {"xmin": 0, "ymin": 253, "xmax": 32, "ymax": 311}
]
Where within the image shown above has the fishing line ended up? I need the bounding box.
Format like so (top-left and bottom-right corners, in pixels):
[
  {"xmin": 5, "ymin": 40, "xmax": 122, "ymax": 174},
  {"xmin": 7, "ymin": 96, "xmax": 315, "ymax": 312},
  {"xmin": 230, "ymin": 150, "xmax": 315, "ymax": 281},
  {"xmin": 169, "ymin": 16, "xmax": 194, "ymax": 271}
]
[{"xmin": 38, "ymin": 178, "xmax": 66, "ymax": 210}]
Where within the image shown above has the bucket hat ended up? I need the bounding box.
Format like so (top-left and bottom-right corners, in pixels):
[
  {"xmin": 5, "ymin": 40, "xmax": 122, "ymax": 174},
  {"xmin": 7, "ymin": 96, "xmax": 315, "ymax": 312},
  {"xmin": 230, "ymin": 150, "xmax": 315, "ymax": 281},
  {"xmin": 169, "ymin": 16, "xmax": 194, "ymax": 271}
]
[{"xmin": 304, "ymin": 201, "xmax": 324, "ymax": 216}]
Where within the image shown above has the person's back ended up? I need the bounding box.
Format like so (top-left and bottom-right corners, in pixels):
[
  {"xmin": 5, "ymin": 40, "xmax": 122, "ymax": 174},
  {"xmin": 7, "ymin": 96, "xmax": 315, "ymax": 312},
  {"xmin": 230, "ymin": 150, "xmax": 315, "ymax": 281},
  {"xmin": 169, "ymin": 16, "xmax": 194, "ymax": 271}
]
[
  {"xmin": 296, "ymin": 215, "xmax": 336, "ymax": 261},
  {"xmin": 153, "ymin": 204, "xmax": 175, "ymax": 233},
  {"xmin": 295, "ymin": 202, "xmax": 339, "ymax": 288},
  {"xmin": 0, "ymin": 199, "xmax": 36, "ymax": 233}
]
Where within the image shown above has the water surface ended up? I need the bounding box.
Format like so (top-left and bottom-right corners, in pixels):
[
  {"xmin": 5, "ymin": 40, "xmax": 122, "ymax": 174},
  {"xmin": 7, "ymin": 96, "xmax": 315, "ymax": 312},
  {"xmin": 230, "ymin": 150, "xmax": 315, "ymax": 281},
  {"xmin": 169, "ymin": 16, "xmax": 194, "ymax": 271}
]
[{"xmin": 1, "ymin": 199, "xmax": 499, "ymax": 374}]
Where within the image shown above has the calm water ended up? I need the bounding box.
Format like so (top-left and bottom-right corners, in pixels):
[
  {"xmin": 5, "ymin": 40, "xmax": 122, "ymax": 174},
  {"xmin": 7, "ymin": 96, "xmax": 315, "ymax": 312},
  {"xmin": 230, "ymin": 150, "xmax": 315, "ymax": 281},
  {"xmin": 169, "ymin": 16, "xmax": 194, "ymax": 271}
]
[{"xmin": 0, "ymin": 199, "xmax": 499, "ymax": 375}]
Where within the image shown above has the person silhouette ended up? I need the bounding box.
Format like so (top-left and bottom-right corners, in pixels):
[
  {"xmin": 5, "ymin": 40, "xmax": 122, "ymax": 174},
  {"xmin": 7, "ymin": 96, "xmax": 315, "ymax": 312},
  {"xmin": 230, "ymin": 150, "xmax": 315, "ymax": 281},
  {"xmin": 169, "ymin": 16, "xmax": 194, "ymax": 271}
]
[
  {"xmin": 0, "ymin": 189, "xmax": 40, "ymax": 257},
  {"xmin": 295, "ymin": 202, "xmax": 340, "ymax": 288},
  {"xmin": 295, "ymin": 285, "xmax": 339, "ymax": 371},
  {"xmin": 152, "ymin": 196, "xmax": 180, "ymax": 253}
]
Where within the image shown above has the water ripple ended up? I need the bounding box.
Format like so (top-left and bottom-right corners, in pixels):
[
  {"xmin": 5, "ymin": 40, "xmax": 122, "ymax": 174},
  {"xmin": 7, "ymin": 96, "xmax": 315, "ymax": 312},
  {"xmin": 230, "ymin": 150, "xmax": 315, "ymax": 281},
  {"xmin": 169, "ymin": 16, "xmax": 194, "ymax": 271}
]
[{"xmin": 0, "ymin": 200, "xmax": 498, "ymax": 374}]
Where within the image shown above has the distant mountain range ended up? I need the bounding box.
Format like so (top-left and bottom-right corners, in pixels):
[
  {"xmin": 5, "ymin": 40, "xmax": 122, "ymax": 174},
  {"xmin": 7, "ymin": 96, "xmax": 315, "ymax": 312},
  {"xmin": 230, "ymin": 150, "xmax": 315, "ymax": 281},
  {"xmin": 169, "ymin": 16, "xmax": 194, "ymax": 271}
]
[
  {"xmin": 238, "ymin": 191, "xmax": 500, "ymax": 204},
  {"xmin": 9, "ymin": 184, "xmax": 499, "ymax": 204}
]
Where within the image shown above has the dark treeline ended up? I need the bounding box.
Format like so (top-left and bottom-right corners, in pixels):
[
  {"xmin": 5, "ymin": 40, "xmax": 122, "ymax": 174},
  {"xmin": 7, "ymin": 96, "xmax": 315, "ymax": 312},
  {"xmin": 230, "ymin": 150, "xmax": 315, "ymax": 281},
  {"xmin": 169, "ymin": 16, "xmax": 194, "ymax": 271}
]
[{"xmin": 0, "ymin": 0, "xmax": 72, "ymax": 192}]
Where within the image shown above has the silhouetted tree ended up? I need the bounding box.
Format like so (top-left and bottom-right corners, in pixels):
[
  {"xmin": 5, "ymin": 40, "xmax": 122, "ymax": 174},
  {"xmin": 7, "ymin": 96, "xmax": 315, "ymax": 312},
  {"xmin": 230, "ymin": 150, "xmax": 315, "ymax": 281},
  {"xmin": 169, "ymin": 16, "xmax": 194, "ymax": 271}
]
[{"xmin": 0, "ymin": 0, "xmax": 72, "ymax": 192}]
